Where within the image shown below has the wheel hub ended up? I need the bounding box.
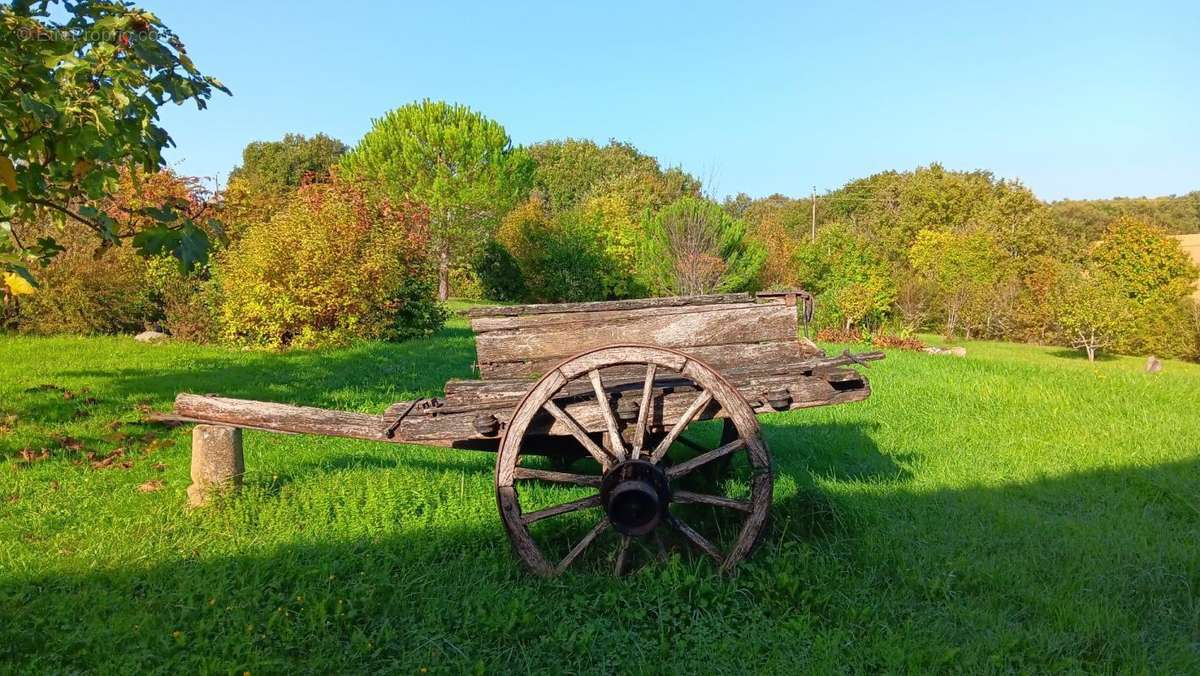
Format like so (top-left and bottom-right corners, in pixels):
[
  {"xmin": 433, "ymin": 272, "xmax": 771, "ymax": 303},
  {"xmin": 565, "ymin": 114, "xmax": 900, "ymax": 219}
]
[{"xmin": 600, "ymin": 459, "xmax": 670, "ymax": 536}]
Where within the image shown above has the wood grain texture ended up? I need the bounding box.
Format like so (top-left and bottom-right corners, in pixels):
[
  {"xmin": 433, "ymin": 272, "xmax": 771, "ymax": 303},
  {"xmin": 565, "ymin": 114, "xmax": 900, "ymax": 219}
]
[
  {"xmin": 473, "ymin": 303, "xmax": 801, "ymax": 379},
  {"xmin": 472, "ymin": 340, "xmax": 829, "ymax": 381},
  {"xmin": 164, "ymin": 369, "xmax": 872, "ymax": 448}
]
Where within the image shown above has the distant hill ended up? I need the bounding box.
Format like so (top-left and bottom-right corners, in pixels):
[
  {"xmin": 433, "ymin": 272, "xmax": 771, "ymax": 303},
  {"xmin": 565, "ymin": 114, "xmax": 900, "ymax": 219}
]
[
  {"xmin": 1048, "ymin": 192, "xmax": 1200, "ymax": 246},
  {"xmin": 1175, "ymin": 233, "xmax": 1200, "ymax": 300}
]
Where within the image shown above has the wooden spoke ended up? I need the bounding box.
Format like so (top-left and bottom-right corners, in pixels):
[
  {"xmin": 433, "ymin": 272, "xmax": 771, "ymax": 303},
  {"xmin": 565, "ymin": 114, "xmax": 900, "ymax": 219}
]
[
  {"xmin": 614, "ymin": 535, "xmax": 632, "ymax": 576},
  {"xmin": 495, "ymin": 345, "xmax": 773, "ymax": 577},
  {"xmin": 556, "ymin": 516, "xmax": 610, "ymax": 574},
  {"xmin": 521, "ymin": 494, "xmax": 602, "ymax": 525},
  {"xmin": 672, "ymin": 490, "xmax": 752, "ymax": 512},
  {"xmin": 653, "ymin": 530, "xmax": 669, "ymax": 562},
  {"xmin": 649, "ymin": 390, "xmax": 714, "ymax": 464},
  {"xmin": 631, "ymin": 363, "xmax": 657, "ymax": 459},
  {"xmin": 666, "ymin": 438, "xmax": 746, "ymax": 479},
  {"xmin": 668, "ymin": 514, "xmax": 723, "ymax": 564},
  {"xmin": 588, "ymin": 370, "xmax": 626, "ymax": 460},
  {"xmin": 513, "ymin": 466, "xmax": 602, "ymax": 487},
  {"xmin": 542, "ymin": 399, "xmax": 616, "ymax": 469}
]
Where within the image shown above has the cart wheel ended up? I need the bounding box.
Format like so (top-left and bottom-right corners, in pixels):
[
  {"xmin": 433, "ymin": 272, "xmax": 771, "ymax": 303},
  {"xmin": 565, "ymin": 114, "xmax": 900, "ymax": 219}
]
[{"xmin": 495, "ymin": 344, "xmax": 773, "ymax": 576}]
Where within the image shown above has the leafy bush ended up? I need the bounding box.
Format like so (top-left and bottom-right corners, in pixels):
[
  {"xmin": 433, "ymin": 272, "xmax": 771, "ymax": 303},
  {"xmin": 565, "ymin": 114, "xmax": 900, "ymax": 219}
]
[
  {"xmin": 13, "ymin": 169, "xmax": 211, "ymax": 336},
  {"xmin": 473, "ymin": 240, "xmax": 527, "ymax": 302},
  {"xmin": 15, "ymin": 227, "xmax": 159, "ymax": 334},
  {"xmin": 795, "ymin": 223, "xmax": 896, "ymax": 332},
  {"xmin": 520, "ymin": 211, "xmax": 610, "ymax": 302},
  {"xmin": 496, "ymin": 198, "xmax": 613, "ymax": 302},
  {"xmin": 143, "ymin": 256, "xmax": 221, "ymax": 342},
  {"xmin": 217, "ymin": 178, "xmax": 442, "ymax": 348}
]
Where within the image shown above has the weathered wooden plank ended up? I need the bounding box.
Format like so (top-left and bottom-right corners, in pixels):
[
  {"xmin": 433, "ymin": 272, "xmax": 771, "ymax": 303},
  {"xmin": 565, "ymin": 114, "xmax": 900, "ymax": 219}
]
[
  {"xmin": 164, "ymin": 371, "xmax": 871, "ymax": 450},
  {"xmin": 470, "ymin": 301, "xmax": 765, "ymax": 333},
  {"xmin": 172, "ymin": 394, "xmax": 388, "ymax": 442},
  {"xmin": 478, "ymin": 337, "xmax": 818, "ymax": 381},
  {"xmin": 470, "ymin": 341, "xmax": 816, "ymax": 384},
  {"xmin": 464, "ymin": 293, "xmax": 754, "ymax": 318},
  {"xmin": 443, "ymin": 350, "xmax": 883, "ymax": 405},
  {"xmin": 392, "ymin": 371, "xmax": 868, "ymax": 443},
  {"xmin": 473, "ymin": 303, "xmax": 797, "ymax": 369}
]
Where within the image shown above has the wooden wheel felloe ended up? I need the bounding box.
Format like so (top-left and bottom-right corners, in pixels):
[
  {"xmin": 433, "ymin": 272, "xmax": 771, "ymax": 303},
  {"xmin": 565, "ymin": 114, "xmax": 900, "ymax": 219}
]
[{"xmin": 495, "ymin": 344, "xmax": 773, "ymax": 576}]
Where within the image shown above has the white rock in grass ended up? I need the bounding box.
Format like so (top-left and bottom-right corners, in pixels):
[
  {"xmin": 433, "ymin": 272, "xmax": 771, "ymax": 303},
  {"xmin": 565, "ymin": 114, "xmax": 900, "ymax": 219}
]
[
  {"xmin": 923, "ymin": 346, "xmax": 966, "ymax": 357},
  {"xmin": 134, "ymin": 330, "xmax": 169, "ymax": 343}
]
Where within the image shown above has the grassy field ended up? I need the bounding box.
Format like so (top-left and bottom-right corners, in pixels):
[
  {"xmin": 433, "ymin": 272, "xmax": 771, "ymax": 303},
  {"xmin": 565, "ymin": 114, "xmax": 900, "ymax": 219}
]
[{"xmin": 1, "ymin": 311, "xmax": 1198, "ymax": 673}]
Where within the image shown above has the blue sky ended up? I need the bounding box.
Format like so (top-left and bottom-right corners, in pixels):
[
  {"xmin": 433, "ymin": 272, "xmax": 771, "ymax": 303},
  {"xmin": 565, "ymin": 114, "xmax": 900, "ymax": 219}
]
[{"xmin": 152, "ymin": 1, "xmax": 1199, "ymax": 202}]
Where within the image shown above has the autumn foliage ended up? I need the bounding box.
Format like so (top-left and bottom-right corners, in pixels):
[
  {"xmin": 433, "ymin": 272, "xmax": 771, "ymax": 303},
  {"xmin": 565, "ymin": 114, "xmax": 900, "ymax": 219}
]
[{"xmin": 217, "ymin": 177, "xmax": 442, "ymax": 348}]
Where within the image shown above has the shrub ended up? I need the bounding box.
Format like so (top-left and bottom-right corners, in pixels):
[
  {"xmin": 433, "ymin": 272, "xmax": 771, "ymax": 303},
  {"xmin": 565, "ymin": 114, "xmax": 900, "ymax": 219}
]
[
  {"xmin": 14, "ymin": 168, "xmax": 209, "ymax": 335},
  {"xmin": 815, "ymin": 327, "xmax": 864, "ymax": 343},
  {"xmin": 473, "ymin": 240, "xmax": 527, "ymax": 302},
  {"xmin": 870, "ymin": 333, "xmax": 927, "ymax": 351},
  {"xmin": 795, "ymin": 222, "xmax": 896, "ymax": 332},
  {"xmin": 217, "ymin": 178, "xmax": 442, "ymax": 348},
  {"xmin": 497, "ymin": 198, "xmax": 613, "ymax": 302},
  {"xmin": 143, "ymin": 257, "xmax": 221, "ymax": 342},
  {"xmin": 520, "ymin": 211, "xmax": 610, "ymax": 302},
  {"xmin": 16, "ymin": 227, "xmax": 159, "ymax": 334}
]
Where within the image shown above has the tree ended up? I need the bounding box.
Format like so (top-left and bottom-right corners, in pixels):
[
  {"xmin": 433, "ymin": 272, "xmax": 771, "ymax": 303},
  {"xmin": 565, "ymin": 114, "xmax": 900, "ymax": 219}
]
[
  {"xmin": 738, "ymin": 193, "xmax": 812, "ymax": 288},
  {"xmin": 1052, "ymin": 268, "xmax": 1129, "ymax": 362},
  {"xmin": 228, "ymin": 133, "xmax": 346, "ymax": 193},
  {"xmin": 908, "ymin": 228, "xmax": 1009, "ymax": 338},
  {"xmin": 638, "ymin": 197, "xmax": 764, "ymax": 296},
  {"xmin": 1, "ymin": 0, "xmax": 229, "ymax": 288},
  {"xmin": 1048, "ymin": 192, "xmax": 1200, "ymax": 250},
  {"xmin": 340, "ymin": 100, "xmax": 531, "ymax": 300},
  {"xmin": 1088, "ymin": 217, "xmax": 1196, "ymax": 301},
  {"xmin": 1088, "ymin": 217, "xmax": 1198, "ymax": 358},
  {"xmin": 793, "ymin": 222, "xmax": 895, "ymax": 331},
  {"xmin": 220, "ymin": 133, "xmax": 346, "ymax": 238},
  {"xmin": 526, "ymin": 138, "xmax": 699, "ymax": 213}
]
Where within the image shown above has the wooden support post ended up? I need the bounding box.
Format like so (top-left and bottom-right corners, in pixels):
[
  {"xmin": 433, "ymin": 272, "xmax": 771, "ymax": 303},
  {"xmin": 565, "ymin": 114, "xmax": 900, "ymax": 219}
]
[{"xmin": 187, "ymin": 424, "xmax": 244, "ymax": 507}]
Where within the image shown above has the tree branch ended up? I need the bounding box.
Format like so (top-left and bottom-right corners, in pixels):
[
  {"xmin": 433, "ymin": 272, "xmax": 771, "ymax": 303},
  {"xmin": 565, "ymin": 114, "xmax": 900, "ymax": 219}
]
[{"xmin": 27, "ymin": 199, "xmax": 107, "ymax": 235}]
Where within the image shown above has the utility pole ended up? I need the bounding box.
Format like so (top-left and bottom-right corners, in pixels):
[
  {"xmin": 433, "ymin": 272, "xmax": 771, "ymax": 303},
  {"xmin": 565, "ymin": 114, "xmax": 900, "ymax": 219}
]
[{"xmin": 810, "ymin": 185, "xmax": 816, "ymax": 243}]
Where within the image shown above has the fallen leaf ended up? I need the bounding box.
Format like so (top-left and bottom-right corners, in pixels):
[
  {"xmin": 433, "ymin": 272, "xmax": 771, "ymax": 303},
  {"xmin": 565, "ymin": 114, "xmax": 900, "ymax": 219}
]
[
  {"xmin": 137, "ymin": 479, "xmax": 164, "ymax": 493},
  {"xmin": 87, "ymin": 448, "xmax": 127, "ymax": 469},
  {"xmin": 18, "ymin": 448, "xmax": 50, "ymax": 464}
]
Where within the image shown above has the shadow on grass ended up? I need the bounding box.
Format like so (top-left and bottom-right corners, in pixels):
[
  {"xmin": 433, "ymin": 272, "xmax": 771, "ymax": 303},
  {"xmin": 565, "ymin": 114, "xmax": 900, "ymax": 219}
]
[
  {"xmin": 1048, "ymin": 348, "xmax": 1118, "ymax": 362},
  {"xmin": 60, "ymin": 327, "xmax": 479, "ymax": 409},
  {"xmin": 0, "ymin": 327, "xmax": 478, "ymax": 457},
  {"xmin": 2, "ymin": 458, "xmax": 1197, "ymax": 672}
]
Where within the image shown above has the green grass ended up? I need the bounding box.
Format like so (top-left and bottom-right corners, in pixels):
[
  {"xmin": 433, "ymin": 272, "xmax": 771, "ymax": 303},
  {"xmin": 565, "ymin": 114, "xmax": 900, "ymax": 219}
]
[{"xmin": 1, "ymin": 316, "xmax": 1198, "ymax": 673}]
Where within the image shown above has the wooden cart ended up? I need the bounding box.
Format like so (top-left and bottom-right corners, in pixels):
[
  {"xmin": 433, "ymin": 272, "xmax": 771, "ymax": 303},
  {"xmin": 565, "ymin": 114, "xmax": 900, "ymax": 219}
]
[{"xmin": 165, "ymin": 292, "xmax": 882, "ymax": 576}]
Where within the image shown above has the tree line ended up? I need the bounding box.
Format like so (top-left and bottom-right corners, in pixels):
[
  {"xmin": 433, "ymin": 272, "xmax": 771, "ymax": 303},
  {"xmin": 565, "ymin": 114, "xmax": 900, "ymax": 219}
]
[{"xmin": 2, "ymin": 2, "xmax": 1197, "ymax": 360}]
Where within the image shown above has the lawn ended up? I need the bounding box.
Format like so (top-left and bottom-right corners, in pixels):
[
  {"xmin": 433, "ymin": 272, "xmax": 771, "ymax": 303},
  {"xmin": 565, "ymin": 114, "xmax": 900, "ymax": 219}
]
[{"xmin": 1, "ymin": 312, "xmax": 1198, "ymax": 673}]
